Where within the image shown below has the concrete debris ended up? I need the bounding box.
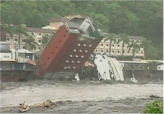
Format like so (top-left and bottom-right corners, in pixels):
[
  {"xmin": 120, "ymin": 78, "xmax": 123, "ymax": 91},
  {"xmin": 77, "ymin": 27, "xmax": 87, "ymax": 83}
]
[
  {"xmin": 19, "ymin": 101, "xmax": 29, "ymax": 113},
  {"xmin": 94, "ymin": 54, "xmax": 124, "ymax": 81},
  {"xmin": 130, "ymin": 75, "xmax": 138, "ymax": 83},
  {"xmin": 149, "ymin": 95, "xmax": 162, "ymax": 99},
  {"xmin": 75, "ymin": 73, "xmax": 80, "ymax": 81},
  {"xmin": 19, "ymin": 100, "xmax": 54, "ymax": 113}
]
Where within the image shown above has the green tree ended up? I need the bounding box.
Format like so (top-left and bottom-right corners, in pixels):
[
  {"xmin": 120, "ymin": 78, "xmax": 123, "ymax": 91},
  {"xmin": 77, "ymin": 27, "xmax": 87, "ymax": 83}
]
[
  {"xmin": 117, "ymin": 33, "xmax": 129, "ymax": 60},
  {"xmin": 14, "ymin": 24, "xmax": 29, "ymax": 49},
  {"xmin": 127, "ymin": 40, "xmax": 142, "ymax": 60},
  {"xmin": 144, "ymin": 100, "xmax": 163, "ymax": 113},
  {"xmin": 104, "ymin": 33, "xmax": 116, "ymax": 55},
  {"xmin": 1, "ymin": 24, "xmax": 15, "ymax": 48},
  {"xmin": 139, "ymin": 38, "xmax": 152, "ymax": 59},
  {"xmin": 24, "ymin": 35, "xmax": 37, "ymax": 51},
  {"xmin": 42, "ymin": 34, "xmax": 52, "ymax": 47}
]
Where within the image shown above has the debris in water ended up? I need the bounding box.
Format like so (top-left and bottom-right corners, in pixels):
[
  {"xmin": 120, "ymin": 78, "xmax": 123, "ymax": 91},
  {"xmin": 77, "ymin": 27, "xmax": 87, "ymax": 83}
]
[{"xmin": 19, "ymin": 101, "xmax": 29, "ymax": 113}]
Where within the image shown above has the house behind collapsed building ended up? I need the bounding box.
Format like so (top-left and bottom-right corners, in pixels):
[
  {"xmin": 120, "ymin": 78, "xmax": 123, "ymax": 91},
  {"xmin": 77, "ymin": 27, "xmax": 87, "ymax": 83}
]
[{"xmin": 95, "ymin": 35, "xmax": 145, "ymax": 58}]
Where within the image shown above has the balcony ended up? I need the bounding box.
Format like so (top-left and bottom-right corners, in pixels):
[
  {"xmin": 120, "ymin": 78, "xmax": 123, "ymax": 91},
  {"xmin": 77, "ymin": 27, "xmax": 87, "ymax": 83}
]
[
  {"xmin": 37, "ymin": 42, "xmax": 42, "ymax": 46},
  {"xmin": 36, "ymin": 35, "xmax": 42, "ymax": 38}
]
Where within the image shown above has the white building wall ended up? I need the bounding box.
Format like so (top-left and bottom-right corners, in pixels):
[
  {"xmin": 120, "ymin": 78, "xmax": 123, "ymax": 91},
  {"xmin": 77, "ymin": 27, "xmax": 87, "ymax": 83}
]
[
  {"xmin": 157, "ymin": 64, "xmax": 163, "ymax": 70},
  {"xmin": 0, "ymin": 53, "xmax": 12, "ymax": 60}
]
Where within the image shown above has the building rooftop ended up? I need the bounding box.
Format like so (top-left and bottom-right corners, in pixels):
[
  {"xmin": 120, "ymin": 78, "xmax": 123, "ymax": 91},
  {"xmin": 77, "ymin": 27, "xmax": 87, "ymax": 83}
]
[
  {"xmin": 49, "ymin": 17, "xmax": 70, "ymax": 22},
  {"xmin": 103, "ymin": 34, "xmax": 145, "ymax": 40},
  {"xmin": 42, "ymin": 26, "xmax": 50, "ymax": 29},
  {"xmin": 26, "ymin": 27, "xmax": 55, "ymax": 33},
  {"xmin": 49, "ymin": 15, "xmax": 94, "ymax": 23},
  {"xmin": 10, "ymin": 49, "xmax": 33, "ymax": 53}
]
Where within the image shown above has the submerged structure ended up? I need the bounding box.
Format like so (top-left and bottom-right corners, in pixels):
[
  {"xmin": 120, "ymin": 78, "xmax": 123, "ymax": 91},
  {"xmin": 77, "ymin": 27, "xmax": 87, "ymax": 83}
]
[{"xmin": 36, "ymin": 17, "xmax": 103, "ymax": 77}]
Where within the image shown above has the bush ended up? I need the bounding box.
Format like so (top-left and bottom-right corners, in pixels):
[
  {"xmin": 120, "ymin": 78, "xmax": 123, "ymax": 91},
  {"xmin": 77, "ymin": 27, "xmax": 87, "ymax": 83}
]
[{"xmin": 144, "ymin": 100, "xmax": 163, "ymax": 113}]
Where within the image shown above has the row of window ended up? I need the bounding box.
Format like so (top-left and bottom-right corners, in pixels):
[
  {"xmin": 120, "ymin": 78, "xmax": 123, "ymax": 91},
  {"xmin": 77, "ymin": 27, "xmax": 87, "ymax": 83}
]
[
  {"xmin": 30, "ymin": 32, "xmax": 50, "ymax": 36},
  {"xmin": 101, "ymin": 39, "xmax": 142, "ymax": 43},
  {"xmin": 6, "ymin": 38, "xmax": 42, "ymax": 44},
  {"xmin": 100, "ymin": 44, "xmax": 131, "ymax": 48},
  {"xmin": 22, "ymin": 46, "xmax": 41, "ymax": 50},
  {"xmin": 95, "ymin": 50, "xmax": 144, "ymax": 54}
]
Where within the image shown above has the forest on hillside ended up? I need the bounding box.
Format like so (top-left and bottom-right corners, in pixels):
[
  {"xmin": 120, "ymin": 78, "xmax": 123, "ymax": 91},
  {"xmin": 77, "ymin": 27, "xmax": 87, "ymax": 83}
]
[{"xmin": 1, "ymin": 0, "xmax": 163, "ymax": 59}]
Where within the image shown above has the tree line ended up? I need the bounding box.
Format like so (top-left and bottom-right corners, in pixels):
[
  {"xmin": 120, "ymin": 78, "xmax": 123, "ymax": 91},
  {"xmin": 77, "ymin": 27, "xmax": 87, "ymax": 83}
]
[{"xmin": 1, "ymin": 0, "xmax": 163, "ymax": 59}]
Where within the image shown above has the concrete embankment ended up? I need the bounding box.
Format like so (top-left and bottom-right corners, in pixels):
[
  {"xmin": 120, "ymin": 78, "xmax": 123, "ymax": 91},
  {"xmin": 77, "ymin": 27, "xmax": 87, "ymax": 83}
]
[{"xmin": 123, "ymin": 70, "xmax": 163, "ymax": 83}]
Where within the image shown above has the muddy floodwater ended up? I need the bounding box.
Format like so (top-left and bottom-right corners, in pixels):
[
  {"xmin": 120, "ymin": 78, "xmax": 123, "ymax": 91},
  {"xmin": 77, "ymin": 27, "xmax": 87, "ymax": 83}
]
[{"xmin": 0, "ymin": 80, "xmax": 163, "ymax": 113}]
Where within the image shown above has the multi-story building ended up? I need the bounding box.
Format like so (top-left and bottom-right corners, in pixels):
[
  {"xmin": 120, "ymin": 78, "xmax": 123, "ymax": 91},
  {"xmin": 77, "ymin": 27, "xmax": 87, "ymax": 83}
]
[
  {"xmin": 5, "ymin": 27, "xmax": 54, "ymax": 52},
  {"xmin": 3, "ymin": 15, "xmax": 88, "ymax": 52},
  {"xmin": 95, "ymin": 35, "xmax": 145, "ymax": 58}
]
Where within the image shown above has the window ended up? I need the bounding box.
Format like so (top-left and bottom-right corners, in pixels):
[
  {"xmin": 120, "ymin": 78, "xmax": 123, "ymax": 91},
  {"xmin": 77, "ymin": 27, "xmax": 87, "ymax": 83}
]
[
  {"xmin": 106, "ymin": 44, "xmax": 109, "ymax": 47},
  {"xmin": 23, "ymin": 46, "xmax": 25, "ymax": 49},
  {"xmin": 118, "ymin": 45, "xmax": 120, "ymax": 47},
  {"xmin": 38, "ymin": 47, "xmax": 41, "ymax": 49},
  {"xmin": 31, "ymin": 32, "xmax": 34, "ymax": 35},
  {"xmin": 6, "ymin": 38, "xmax": 10, "ymax": 41},
  {"xmin": 38, "ymin": 40, "xmax": 41, "ymax": 43},
  {"xmin": 106, "ymin": 50, "xmax": 109, "ymax": 52},
  {"xmin": 101, "ymin": 50, "xmax": 103, "ymax": 52},
  {"xmin": 38, "ymin": 33, "xmax": 41, "ymax": 36},
  {"xmin": 117, "ymin": 51, "xmax": 120, "ymax": 53},
  {"xmin": 22, "ymin": 39, "xmax": 26, "ymax": 42},
  {"xmin": 95, "ymin": 50, "xmax": 97, "ymax": 52},
  {"xmin": 100, "ymin": 44, "xmax": 103, "ymax": 46},
  {"xmin": 112, "ymin": 45, "xmax": 114, "ymax": 47},
  {"xmin": 4, "ymin": 56, "xmax": 9, "ymax": 58},
  {"xmin": 112, "ymin": 50, "xmax": 114, "ymax": 53},
  {"xmin": 14, "ymin": 39, "xmax": 18, "ymax": 41}
]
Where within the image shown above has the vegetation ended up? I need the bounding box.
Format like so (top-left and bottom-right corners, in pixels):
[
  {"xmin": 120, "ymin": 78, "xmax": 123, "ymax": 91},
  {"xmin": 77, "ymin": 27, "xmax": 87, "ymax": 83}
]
[
  {"xmin": 24, "ymin": 35, "xmax": 37, "ymax": 51},
  {"xmin": 1, "ymin": 0, "xmax": 163, "ymax": 59},
  {"xmin": 104, "ymin": 33, "xmax": 116, "ymax": 55},
  {"xmin": 14, "ymin": 24, "xmax": 29, "ymax": 48},
  {"xmin": 127, "ymin": 40, "xmax": 142, "ymax": 60},
  {"xmin": 144, "ymin": 100, "xmax": 163, "ymax": 113},
  {"xmin": 117, "ymin": 33, "xmax": 129, "ymax": 60},
  {"xmin": 41, "ymin": 34, "xmax": 52, "ymax": 47}
]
